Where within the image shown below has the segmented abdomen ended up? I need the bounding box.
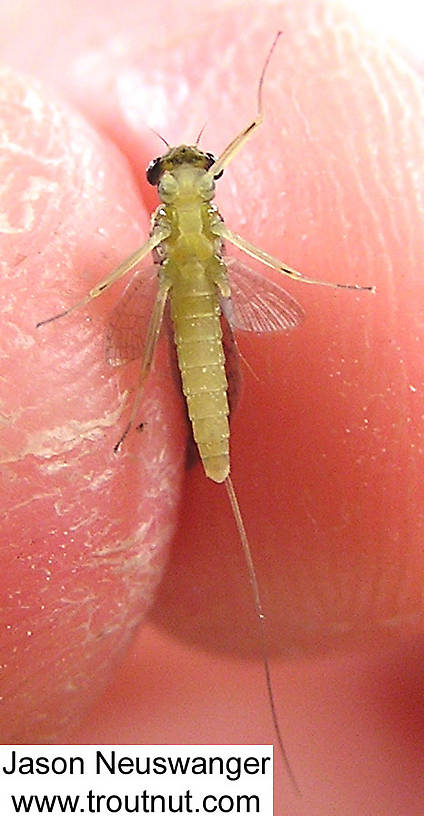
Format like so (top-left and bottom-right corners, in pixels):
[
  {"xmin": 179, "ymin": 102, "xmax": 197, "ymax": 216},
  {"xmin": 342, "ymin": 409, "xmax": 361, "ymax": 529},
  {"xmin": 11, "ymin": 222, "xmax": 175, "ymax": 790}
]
[{"xmin": 170, "ymin": 267, "xmax": 229, "ymax": 483}]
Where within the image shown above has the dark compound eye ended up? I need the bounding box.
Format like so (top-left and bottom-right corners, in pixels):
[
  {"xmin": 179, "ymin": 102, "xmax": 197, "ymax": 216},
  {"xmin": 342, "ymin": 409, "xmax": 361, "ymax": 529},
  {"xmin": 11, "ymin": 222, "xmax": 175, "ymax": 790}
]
[
  {"xmin": 204, "ymin": 151, "xmax": 224, "ymax": 180},
  {"xmin": 146, "ymin": 157, "xmax": 163, "ymax": 186}
]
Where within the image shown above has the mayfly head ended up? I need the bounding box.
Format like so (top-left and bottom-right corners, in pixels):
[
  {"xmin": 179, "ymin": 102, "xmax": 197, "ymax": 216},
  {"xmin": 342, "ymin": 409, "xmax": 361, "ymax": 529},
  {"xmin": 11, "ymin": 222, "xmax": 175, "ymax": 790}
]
[{"xmin": 146, "ymin": 145, "xmax": 224, "ymax": 205}]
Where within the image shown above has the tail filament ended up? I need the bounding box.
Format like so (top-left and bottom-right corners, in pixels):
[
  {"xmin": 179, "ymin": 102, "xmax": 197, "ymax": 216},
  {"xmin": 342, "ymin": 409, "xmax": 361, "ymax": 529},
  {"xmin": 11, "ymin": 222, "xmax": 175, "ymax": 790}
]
[{"xmin": 224, "ymin": 475, "xmax": 300, "ymax": 795}]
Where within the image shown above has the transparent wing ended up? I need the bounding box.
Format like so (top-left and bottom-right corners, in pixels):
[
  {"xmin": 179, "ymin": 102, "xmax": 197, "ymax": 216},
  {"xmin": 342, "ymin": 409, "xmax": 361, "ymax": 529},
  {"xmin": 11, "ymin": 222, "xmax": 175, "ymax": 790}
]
[
  {"xmin": 105, "ymin": 265, "xmax": 160, "ymax": 366},
  {"xmin": 224, "ymin": 257, "xmax": 305, "ymax": 332}
]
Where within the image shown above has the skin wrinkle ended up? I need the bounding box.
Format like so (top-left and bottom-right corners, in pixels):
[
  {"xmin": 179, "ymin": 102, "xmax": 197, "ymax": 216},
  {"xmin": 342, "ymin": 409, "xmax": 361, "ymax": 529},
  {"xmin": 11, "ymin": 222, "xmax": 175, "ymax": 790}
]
[
  {"xmin": 5, "ymin": 490, "xmax": 62, "ymax": 517},
  {"xmin": 8, "ymin": 524, "xmax": 163, "ymax": 662},
  {"xmin": 302, "ymin": 9, "xmax": 420, "ymax": 288},
  {"xmin": 386, "ymin": 55, "xmax": 424, "ymax": 259},
  {"xmin": 92, "ymin": 523, "xmax": 153, "ymax": 559},
  {"xmin": 361, "ymin": 54, "xmax": 405, "ymax": 254},
  {"xmin": 21, "ymin": 413, "xmax": 121, "ymax": 458}
]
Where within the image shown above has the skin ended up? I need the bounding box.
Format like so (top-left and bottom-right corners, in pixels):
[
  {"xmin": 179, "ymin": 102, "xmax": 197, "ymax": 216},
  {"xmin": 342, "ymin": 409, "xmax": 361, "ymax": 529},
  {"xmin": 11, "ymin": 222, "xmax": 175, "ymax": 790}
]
[{"xmin": 0, "ymin": 0, "xmax": 423, "ymax": 811}]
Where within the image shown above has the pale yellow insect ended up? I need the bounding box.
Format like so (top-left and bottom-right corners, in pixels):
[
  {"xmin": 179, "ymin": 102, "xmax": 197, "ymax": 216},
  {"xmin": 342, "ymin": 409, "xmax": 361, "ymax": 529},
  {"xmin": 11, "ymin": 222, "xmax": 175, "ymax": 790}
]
[{"xmin": 37, "ymin": 33, "xmax": 375, "ymax": 792}]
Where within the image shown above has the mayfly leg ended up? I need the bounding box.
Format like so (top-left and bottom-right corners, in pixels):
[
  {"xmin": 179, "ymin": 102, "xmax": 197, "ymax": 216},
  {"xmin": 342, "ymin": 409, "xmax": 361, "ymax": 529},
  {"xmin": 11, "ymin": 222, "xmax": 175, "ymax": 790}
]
[
  {"xmin": 113, "ymin": 281, "xmax": 170, "ymax": 452},
  {"xmin": 205, "ymin": 27, "xmax": 374, "ymax": 294},
  {"xmin": 36, "ymin": 226, "xmax": 170, "ymax": 328},
  {"xmin": 214, "ymin": 224, "xmax": 376, "ymax": 293},
  {"xmin": 206, "ymin": 31, "xmax": 282, "ymax": 180},
  {"xmin": 224, "ymin": 476, "xmax": 300, "ymax": 796}
]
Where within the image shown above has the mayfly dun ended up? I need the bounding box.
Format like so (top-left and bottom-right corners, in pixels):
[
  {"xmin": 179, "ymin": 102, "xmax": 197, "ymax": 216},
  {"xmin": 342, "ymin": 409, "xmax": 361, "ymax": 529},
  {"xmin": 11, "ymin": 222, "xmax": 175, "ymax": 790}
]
[{"xmin": 37, "ymin": 32, "xmax": 375, "ymax": 792}]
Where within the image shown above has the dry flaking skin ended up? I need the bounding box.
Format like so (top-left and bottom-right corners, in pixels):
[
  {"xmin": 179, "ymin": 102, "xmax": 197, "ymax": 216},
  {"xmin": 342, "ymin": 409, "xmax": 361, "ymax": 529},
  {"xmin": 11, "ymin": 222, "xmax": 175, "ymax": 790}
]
[{"xmin": 37, "ymin": 33, "xmax": 375, "ymax": 793}]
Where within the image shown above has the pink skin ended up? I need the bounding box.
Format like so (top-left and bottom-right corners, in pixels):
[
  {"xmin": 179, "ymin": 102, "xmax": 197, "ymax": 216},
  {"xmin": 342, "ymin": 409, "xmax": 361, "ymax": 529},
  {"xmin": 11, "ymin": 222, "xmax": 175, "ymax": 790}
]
[{"xmin": 1, "ymin": 0, "xmax": 424, "ymax": 811}]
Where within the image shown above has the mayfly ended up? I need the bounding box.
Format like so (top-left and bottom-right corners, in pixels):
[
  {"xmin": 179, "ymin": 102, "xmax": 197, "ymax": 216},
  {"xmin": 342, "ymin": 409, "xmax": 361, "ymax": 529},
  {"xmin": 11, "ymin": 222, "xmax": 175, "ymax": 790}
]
[{"xmin": 37, "ymin": 32, "xmax": 375, "ymax": 792}]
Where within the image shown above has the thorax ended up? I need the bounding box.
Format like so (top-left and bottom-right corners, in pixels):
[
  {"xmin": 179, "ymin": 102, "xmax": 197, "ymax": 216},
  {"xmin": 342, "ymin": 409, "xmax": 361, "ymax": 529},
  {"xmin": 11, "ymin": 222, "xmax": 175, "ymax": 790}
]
[{"xmin": 152, "ymin": 165, "xmax": 223, "ymax": 270}]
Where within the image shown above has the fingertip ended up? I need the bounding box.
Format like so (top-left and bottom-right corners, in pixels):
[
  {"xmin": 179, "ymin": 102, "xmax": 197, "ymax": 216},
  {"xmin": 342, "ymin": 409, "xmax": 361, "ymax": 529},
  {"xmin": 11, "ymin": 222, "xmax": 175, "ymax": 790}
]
[{"xmin": 0, "ymin": 68, "xmax": 183, "ymax": 741}]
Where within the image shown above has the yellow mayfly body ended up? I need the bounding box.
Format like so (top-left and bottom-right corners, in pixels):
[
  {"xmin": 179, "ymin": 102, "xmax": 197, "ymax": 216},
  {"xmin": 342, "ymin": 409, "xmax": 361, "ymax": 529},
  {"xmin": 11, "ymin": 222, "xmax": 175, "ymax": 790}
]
[{"xmin": 37, "ymin": 32, "xmax": 375, "ymax": 792}]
